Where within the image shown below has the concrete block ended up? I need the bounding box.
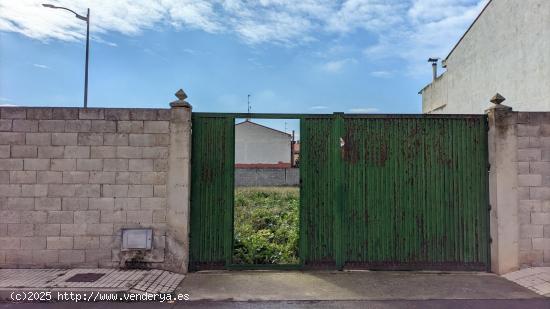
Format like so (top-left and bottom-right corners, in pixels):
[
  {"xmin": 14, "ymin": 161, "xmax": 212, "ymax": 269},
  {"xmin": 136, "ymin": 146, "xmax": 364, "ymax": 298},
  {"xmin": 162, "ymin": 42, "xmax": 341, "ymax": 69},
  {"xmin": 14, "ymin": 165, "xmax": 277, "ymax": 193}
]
[
  {"xmin": 58, "ymin": 249, "xmax": 85, "ymax": 264},
  {"xmin": 6, "ymin": 197, "xmax": 34, "ymax": 210},
  {"xmin": 0, "ymin": 237, "xmax": 20, "ymax": 249},
  {"xmin": 74, "ymin": 210, "xmax": 100, "ymax": 224},
  {"xmin": 128, "ymin": 185, "xmax": 153, "ymax": 197},
  {"xmin": 47, "ymin": 184, "xmax": 76, "ymax": 197},
  {"xmin": 63, "ymin": 171, "xmax": 90, "ymax": 184},
  {"xmin": 114, "ymin": 198, "xmax": 140, "ymax": 210},
  {"xmin": 0, "ymin": 224, "xmax": 8, "ymax": 236},
  {"xmin": 61, "ymin": 198, "xmax": 88, "ymax": 211},
  {"xmin": 8, "ymin": 223, "xmax": 34, "ymax": 236},
  {"xmin": 85, "ymin": 224, "xmax": 113, "ymax": 236},
  {"xmin": 154, "ymin": 159, "xmax": 168, "ymax": 172},
  {"xmin": 91, "ymin": 120, "xmax": 116, "ymax": 133},
  {"xmin": 52, "ymin": 108, "xmax": 79, "ymax": 120},
  {"xmin": 517, "ymin": 137, "xmax": 529, "ymax": 149},
  {"xmin": 36, "ymin": 198, "xmax": 61, "ymax": 210},
  {"xmin": 0, "ymin": 171, "xmax": 7, "ymax": 184},
  {"xmin": 9, "ymin": 171, "xmax": 36, "ymax": 184},
  {"xmin": 47, "ymin": 236, "xmax": 73, "ymax": 249},
  {"xmin": 89, "ymin": 198, "xmax": 115, "ymax": 210},
  {"xmin": 79, "ymin": 109, "xmax": 104, "ymax": 120},
  {"xmin": 37, "ymin": 171, "xmax": 62, "ymax": 184},
  {"xmin": 90, "ymin": 146, "xmax": 116, "ymax": 158},
  {"xmin": 518, "ymin": 187, "xmax": 530, "ymax": 200},
  {"xmin": 153, "ymin": 210, "xmax": 167, "ymax": 223},
  {"xmin": 48, "ymin": 211, "xmax": 74, "ymax": 224},
  {"xmin": 39, "ymin": 120, "xmax": 65, "ymax": 132},
  {"xmin": 12, "ymin": 120, "xmax": 38, "ymax": 132},
  {"xmin": 155, "ymin": 134, "xmax": 170, "ymax": 146},
  {"xmin": 6, "ymin": 250, "xmax": 32, "ymax": 264},
  {"xmin": 77, "ymin": 133, "xmax": 103, "ymax": 146},
  {"xmin": 542, "ymin": 149, "xmax": 550, "ymax": 162},
  {"xmin": 541, "ymin": 137, "xmax": 550, "ymax": 148},
  {"xmin": 100, "ymin": 210, "xmax": 126, "ymax": 223},
  {"xmin": 0, "ymin": 210, "xmax": 21, "ymax": 223},
  {"xmin": 130, "ymin": 109, "xmax": 156, "ymax": 121},
  {"xmin": 32, "ymin": 250, "xmax": 59, "ymax": 264},
  {"xmin": 27, "ymin": 108, "xmax": 53, "ymax": 120},
  {"xmin": 532, "ymin": 213, "xmax": 550, "ymax": 225},
  {"xmin": 20, "ymin": 211, "xmax": 47, "ymax": 224},
  {"xmin": 157, "ymin": 109, "xmax": 171, "ymax": 121},
  {"xmin": 101, "ymin": 184, "xmax": 128, "ymax": 197},
  {"xmin": 76, "ymin": 159, "xmax": 103, "ymax": 171},
  {"xmin": 129, "ymin": 134, "xmax": 155, "ymax": 146},
  {"xmin": 129, "ymin": 159, "xmax": 153, "ymax": 171},
  {"xmin": 89, "ymin": 171, "xmax": 115, "ymax": 184},
  {"xmin": 0, "ymin": 119, "xmax": 11, "ymax": 131},
  {"xmin": 153, "ymin": 185, "xmax": 166, "ymax": 197},
  {"xmin": 51, "ymin": 159, "xmax": 76, "ymax": 171},
  {"xmin": 144, "ymin": 121, "xmax": 169, "ymax": 133},
  {"xmin": 21, "ymin": 184, "xmax": 47, "ymax": 197},
  {"xmin": 85, "ymin": 249, "xmax": 111, "ymax": 263},
  {"xmin": 104, "ymin": 134, "xmax": 129, "ymax": 146},
  {"xmin": 115, "ymin": 172, "xmax": 141, "ymax": 185},
  {"xmin": 545, "ymin": 225, "xmax": 550, "ymax": 238},
  {"xmin": 518, "ymin": 149, "xmax": 542, "ymax": 162},
  {"xmin": 52, "ymin": 133, "xmax": 77, "ymax": 145},
  {"xmin": 38, "ymin": 146, "xmax": 64, "ymax": 158},
  {"xmin": 104, "ymin": 109, "xmax": 130, "ymax": 121},
  {"xmin": 64, "ymin": 146, "xmax": 90, "ymax": 158},
  {"xmin": 0, "ymin": 132, "xmax": 25, "ymax": 144},
  {"xmin": 65, "ymin": 120, "xmax": 91, "ymax": 132},
  {"xmin": 100, "ymin": 235, "xmax": 120, "ymax": 249},
  {"xmin": 24, "ymin": 159, "xmax": 50, "ymax": 171},
  {"xmin": 518, "ymin": 162, "xmax": 530, "ymax": 174},
  {"xmin": 532, "ymin": 238, "xmax": 550, "ymax": 250},
  {"xmin": 1, "ymin": 107, "xmax": 26, "ymax": 119},
  {"xmin": 517, "ymin": 124, "xmax": 540, "ymax": 137},
  {"xmin": 520, "ymin": 199, "xmax": 542, "ymax": 212},
  {"xmin": 74, "ymin": 236, "xmax": 100, "ymax": 249},
  {"xmin": 74, "ymin": 184, "xmax": 100, "ymax": 197},
  {"xmin": 104, "ymin": 159, "xmax": 128, "ymax": 171},
  {"xmin": 0, "ymin": 184, "xmax": 21, "ymax": 197},
  {"xmin": 117, "ymin": 121, "xmax": 143, "ymax": 133},
  {"xmin": 10, "ymin": 145, "xmax": 37, "ymax": 158},
  {"xmin": 521, "ymin": 224, "xmax": 544, "ymax": 238},
  {"xmin": 141, "ymin": 172, "xmax": 166, "ymax": 185},
  {"xmin": 116, "ymin": 146, "xmax": 142, "ymax": 158},
  {"xmin": 126, "ymin": 210, "xmax": 153, "ymax": 223},
  {"xmin": 21, "ymin": 237, "xmax": 47, "ymax": 249},
  {"xmin": 25, "ymin": 133, "xmax": 51, "ymax": 145},
  {"xmin": 60, "ymin": 224, "xmax": 87, "ymax": 236},
  {"xmin": 143, "ymin": 147, "xmax": 168, "ymax": 159},
  {"xmin": 34, "ymin": 224, "xmax": 61, "ymax": 236},
  {"xmin": 0, "ymin": 145, "xmax": 9, "ymax": 158},
  {"xmin": 531, "ymin": 187, "xmax": 550, "ymax": 200}
]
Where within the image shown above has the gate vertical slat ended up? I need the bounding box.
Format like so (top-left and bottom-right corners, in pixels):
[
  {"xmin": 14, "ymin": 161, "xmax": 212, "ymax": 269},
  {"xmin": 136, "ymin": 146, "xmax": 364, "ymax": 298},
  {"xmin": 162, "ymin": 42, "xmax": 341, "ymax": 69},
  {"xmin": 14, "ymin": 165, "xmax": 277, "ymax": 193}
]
[{"xmin": 190, "ymin": 116, "xmax": 234, "ymax": 270}]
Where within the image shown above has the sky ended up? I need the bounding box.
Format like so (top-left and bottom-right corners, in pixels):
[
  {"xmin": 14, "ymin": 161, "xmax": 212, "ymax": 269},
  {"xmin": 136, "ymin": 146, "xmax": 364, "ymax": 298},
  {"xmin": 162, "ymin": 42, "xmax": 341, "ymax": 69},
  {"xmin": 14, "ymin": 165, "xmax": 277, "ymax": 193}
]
[{"xmin": 0, "ymin": 0, "xmax": 487, "ymax": 134}]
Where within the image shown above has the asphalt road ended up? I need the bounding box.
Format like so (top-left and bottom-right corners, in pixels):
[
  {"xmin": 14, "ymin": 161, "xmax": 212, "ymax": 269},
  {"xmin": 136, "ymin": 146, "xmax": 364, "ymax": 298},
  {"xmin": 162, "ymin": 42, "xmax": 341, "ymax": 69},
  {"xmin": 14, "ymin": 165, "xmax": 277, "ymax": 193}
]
[{"xmin": 1, "ymin": 300, "xmax": 550, "ymax": 309}]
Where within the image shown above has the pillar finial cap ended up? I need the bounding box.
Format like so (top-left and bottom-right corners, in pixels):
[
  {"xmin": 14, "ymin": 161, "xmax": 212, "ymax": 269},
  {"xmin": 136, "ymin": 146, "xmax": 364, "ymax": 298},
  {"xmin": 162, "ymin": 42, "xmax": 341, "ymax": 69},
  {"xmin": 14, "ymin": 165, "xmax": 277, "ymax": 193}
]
[
  {"xmin": 490, "ymin": 93, "xmax": 506, "ymax": 105},
  {"xmin": 170, "ymin": 89, "xmax": 192, "ymax": 108}
]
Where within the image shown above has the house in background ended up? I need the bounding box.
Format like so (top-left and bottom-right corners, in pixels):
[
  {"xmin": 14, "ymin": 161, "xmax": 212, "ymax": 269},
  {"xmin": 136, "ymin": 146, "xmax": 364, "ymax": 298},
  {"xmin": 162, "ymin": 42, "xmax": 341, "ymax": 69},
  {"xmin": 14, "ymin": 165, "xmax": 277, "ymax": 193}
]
[
  {"xmin": 235, "ymin": 120, "xmax": 292, "ymax": 168},
  {"xmin": 420, "ymin": 0, "xmax": 550, "ymax": 114}
]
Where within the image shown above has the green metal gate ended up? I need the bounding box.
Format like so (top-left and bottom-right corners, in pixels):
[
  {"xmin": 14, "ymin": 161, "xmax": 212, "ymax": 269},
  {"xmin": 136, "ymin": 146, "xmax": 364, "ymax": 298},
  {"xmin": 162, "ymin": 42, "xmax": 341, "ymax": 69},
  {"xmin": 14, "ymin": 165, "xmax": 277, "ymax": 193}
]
[{"xmin": 190, "ymin": 113, "xmax": 490, "ymax": 271}]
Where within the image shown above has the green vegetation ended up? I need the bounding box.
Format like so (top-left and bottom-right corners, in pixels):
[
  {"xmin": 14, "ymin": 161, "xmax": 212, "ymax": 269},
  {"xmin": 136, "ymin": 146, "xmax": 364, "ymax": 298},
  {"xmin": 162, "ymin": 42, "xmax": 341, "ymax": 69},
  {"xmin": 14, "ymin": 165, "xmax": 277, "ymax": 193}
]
[{"xmin": 233, "ymin": 187, "xmax": 299, "ymax": 265}]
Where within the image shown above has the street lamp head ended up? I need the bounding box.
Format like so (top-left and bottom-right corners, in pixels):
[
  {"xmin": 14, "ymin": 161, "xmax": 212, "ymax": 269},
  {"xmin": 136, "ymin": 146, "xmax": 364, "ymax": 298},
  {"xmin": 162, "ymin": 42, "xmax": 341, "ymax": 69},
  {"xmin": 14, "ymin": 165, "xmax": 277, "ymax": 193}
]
[{"xmin": 42, "ymin": 4, "xmax": 55, "ymax": 8}]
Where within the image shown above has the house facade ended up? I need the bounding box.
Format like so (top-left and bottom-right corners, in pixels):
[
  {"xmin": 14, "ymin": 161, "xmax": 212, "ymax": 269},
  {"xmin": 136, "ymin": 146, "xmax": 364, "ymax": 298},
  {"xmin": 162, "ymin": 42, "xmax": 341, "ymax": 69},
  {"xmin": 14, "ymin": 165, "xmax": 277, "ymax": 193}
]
[
  {"xmin": 235, "ymin": 120, "xmax": 292, "ymax": 168},
  {"xmin": 420, "ymin": 0, "xmax": 550, "ymax": 114}
]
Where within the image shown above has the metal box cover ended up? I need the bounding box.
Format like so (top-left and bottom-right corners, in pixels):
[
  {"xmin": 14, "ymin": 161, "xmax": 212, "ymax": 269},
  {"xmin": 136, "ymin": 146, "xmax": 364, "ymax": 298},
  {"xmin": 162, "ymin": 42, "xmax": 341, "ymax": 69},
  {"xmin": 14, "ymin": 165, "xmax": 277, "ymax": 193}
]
[{"xmin": 122, "ymin": 228, "xmax": 152, "ymax": 251}]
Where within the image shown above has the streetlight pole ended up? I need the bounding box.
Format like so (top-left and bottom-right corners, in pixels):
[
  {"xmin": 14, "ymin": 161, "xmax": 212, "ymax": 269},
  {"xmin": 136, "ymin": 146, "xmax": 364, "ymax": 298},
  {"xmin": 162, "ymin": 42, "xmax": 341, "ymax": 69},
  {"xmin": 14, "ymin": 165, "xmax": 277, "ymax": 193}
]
[{"xmin": 42, "ymin": 4, "xmax": 90, "ymax": 108}]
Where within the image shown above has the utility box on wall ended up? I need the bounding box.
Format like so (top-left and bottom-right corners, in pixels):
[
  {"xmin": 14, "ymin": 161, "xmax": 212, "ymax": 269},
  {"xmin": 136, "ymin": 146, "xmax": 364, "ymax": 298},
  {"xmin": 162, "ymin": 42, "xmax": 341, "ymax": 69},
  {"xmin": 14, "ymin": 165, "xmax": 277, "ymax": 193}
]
[{"xmin": 122, "ymin": 229, "xmax": 153, "ymax": 251}]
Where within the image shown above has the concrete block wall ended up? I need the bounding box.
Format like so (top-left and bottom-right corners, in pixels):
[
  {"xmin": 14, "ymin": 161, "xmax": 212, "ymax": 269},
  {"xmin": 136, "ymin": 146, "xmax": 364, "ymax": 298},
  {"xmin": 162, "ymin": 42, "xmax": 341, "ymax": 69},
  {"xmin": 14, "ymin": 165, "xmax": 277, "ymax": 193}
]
[
  {"xmin": 515, "ymin": 113, "xmax": 550, "ymax": 267},
  {"xmin": 0, "ymin": 105, "xmax": 191, "ymax": 272},
  {"xmin": 235, "ymin": 168, "xmax": 299, "ymax": 187}
]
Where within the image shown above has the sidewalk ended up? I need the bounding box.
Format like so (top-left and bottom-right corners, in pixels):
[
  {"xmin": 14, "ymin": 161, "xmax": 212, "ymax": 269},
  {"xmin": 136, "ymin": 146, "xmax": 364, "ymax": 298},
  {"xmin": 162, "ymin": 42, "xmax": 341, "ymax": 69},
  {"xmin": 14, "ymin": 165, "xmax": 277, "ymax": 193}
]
[
  {"xmin": 503, "ymin": 267, "xmax": 550, "ymax": 296},
  {"xmin": 0, "ymin": 268, "xmax": 184, "ymax": 301},
  {"xmin": 177, "ymin": 270, "xmax": 541, "ymax": 301}
]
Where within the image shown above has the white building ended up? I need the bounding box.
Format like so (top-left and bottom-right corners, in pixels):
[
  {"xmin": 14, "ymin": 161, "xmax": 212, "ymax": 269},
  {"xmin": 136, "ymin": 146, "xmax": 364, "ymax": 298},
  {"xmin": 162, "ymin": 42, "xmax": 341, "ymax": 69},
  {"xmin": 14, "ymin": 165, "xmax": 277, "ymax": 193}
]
[
  {"xmin": 420, "ymin": 0, "xmax": 550, "ymax": 114},
  {"xmin": 235, "ymin": 121, "xmax": 292, "ymax": 168}
]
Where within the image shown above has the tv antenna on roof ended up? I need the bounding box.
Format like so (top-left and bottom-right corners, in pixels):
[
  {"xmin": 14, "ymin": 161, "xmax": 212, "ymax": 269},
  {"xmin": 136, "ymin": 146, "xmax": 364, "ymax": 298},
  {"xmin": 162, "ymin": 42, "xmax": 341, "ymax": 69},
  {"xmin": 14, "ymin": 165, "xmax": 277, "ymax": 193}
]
[{"xmin": 246, "ymin": 94, "xmax": 251, "ymax": 121}]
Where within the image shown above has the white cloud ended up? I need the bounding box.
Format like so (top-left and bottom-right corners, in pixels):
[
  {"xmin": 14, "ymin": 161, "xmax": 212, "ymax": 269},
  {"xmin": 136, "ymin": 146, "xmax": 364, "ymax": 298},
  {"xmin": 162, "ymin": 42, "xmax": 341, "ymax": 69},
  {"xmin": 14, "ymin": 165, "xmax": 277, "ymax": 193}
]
[
  {"xmin": 321, "ymin": 58, "xmax": 357, "ymax": 73},
  {"xmin": 309, "ymin": 105, "xmax": 328, "ymax": 110},
  {"xmin": 0, "ymin": 0, "xmax": 487, "ymax": 72},
  {"xmin": 33, "ymin": 63, "xmax": 49, "ymax": 69},
  {"xmin": 349, "ymin": 107, "xmax": 380, "ymax": 113}
]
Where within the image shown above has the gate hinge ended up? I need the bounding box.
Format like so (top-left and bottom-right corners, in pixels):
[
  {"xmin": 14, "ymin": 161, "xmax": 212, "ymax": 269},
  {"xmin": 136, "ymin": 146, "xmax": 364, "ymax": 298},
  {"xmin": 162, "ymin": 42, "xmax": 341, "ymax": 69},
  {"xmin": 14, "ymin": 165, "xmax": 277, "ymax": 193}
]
[
  {"xmin": 489, "ymin": 237, "xmax": 493, "ymax": 244},
  {"xmin": 488, "ymin": 204, "xmax": 492, "ymax": 211},
  {"xmin": 487, "ymin": 163, "xmax": 491, "ymax": 172}
]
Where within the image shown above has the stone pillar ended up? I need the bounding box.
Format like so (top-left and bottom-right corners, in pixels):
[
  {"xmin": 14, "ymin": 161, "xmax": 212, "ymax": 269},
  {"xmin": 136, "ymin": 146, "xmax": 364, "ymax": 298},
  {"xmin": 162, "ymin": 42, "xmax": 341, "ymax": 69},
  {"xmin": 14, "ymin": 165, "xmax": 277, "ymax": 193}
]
[
  {"xmin": 486, "ymin": 93, "xmax": 520, "ymax": 274},
  {"xmin": 165, "ymin": 89, "xmax": 192, "ymax": 273}
]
